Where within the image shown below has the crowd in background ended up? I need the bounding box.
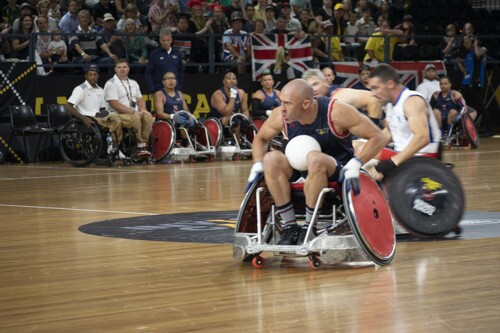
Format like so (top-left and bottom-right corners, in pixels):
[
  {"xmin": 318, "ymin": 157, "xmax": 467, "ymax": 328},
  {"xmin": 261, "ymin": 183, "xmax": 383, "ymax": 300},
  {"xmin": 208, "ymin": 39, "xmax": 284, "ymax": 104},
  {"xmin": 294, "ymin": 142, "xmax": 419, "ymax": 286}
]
[{"xmin": 0, "ymin": 0, "xmax": 494, "ymax": 80}]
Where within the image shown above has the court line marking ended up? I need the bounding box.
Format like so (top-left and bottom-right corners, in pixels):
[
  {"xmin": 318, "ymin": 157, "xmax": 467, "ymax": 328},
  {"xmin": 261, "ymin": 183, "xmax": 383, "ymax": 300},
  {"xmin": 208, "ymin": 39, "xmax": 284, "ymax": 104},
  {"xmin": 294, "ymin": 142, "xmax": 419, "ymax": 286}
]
[{"xmin": 0, "ymin": 203, "xmax": 158, "ymax": 216}]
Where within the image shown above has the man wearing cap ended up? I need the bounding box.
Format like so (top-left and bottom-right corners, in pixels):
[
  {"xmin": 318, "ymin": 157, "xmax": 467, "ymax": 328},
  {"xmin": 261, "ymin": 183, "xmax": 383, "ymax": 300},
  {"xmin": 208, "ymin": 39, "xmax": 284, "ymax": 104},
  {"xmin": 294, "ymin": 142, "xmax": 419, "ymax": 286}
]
[
  {"xmin": 331, "ymin": 3, "xmax": 346, "ymax": 38},
  {"xmin": 101, "ymin": 13, "xmax": 125, "ymax": 58},
  {"xmin": 104, "ymin": 58, "xmax": 154, "ymax": 158},
  {"xmin": 279, "ymin": 2, "xmax": 301, "ymax": 33},
  {"xmin": 69, "ymin": 10, "xmax": 118, "ymax": 72},
  {"xmin": 222, "ymin": 11, "xmax": 251, "ymax": 74},
  {"xmin": 263, "ymin": 5, "xmax": 277, "ymax": 33},
  {"xmin": 416, "ymin": 64, "xmax": 440, "ymax": 103},
  {"xmin": 65, "ymin": 64, "xmax": 123, "ymax": 154},
  {"xmin": 11, "ymin": 2, "xmax": 37, "ymax": 32}
]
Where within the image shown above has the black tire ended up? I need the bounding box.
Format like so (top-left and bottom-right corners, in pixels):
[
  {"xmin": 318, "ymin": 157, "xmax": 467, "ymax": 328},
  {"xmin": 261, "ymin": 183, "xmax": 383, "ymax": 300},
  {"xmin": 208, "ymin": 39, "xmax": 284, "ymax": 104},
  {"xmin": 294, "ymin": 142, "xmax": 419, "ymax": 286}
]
[{"xmin": 59, "ymin": 118, "xmax": 102, "ymax": 167}]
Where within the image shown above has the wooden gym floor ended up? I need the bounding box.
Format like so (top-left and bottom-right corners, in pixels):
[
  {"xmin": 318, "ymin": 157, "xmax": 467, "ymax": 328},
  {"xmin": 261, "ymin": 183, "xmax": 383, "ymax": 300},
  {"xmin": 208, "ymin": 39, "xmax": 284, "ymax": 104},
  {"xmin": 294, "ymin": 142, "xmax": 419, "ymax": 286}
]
[{"xmin": 1, "ymin": 138, "xmax": 500, "ymax": 333}]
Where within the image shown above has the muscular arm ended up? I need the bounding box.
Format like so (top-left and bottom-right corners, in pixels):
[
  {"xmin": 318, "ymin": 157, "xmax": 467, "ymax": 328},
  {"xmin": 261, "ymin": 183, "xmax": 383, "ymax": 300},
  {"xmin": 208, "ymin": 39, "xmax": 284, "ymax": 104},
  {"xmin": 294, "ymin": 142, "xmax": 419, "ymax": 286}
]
[
  {"xmin": 210, "ymin": 91, "xmax": 236, "ymax": 117},
  {"xmin": 332, "ymin": 101, "xmax": 387, "ymax": 163},
  {"xmin": 239, "ymin": 90, "xmax": 250, "ymax": 117},
  {"xmin": 251, "ymin": 108, "xmax": 283, "ymax": 163},
  {"xmin": 392, "ymin": 96, "xmax": 431, "ymax": 166}
]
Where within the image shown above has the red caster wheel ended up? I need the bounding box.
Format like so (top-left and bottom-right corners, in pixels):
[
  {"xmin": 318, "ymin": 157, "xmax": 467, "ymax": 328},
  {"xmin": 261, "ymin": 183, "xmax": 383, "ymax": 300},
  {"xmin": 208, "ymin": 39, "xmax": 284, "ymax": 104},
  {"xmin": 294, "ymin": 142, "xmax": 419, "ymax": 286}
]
[
  {"xmin": 252, "ymin": 256, "xmax": 265, "ymax": 269},
  {"xmin": 309, "ymin": 256, "xmax": 320, "ymax": 270}
]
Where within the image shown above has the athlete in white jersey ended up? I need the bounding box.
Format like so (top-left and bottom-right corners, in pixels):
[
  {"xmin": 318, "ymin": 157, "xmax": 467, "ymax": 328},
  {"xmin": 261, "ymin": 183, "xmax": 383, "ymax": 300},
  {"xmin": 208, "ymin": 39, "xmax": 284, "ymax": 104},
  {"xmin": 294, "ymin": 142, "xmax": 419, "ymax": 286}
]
[{"xmin": 358, "ymin": 64, "xmax": 442, "ymax": 180}]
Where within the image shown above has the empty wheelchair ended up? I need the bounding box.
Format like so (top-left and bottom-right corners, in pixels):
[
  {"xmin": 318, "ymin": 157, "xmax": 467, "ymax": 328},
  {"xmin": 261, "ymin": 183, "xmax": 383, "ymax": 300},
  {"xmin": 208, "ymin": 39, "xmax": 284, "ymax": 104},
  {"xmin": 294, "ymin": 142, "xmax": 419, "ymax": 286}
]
[
  {"xmin": 233, "ymin": 172, "xmax": 396, "ymax": 270},
  {"xmin": 59, "ymin": 117, "xmax": 142, "ymax": 167},
  {"xmin": 150, "ymin": 112, "xmax": 216, "ymax": 163},
  {"xmin": 442, "ymin": 107, "xmax": 479, "ymax": 149}
]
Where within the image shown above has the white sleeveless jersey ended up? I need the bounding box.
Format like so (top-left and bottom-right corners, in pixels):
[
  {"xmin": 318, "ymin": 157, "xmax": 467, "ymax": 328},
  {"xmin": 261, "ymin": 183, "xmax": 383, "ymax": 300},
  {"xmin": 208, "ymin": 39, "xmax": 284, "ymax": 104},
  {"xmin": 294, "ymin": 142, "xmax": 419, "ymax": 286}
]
[{"xmin": 386, "ymin": 87, "xmax": 442, "ymax": 154}]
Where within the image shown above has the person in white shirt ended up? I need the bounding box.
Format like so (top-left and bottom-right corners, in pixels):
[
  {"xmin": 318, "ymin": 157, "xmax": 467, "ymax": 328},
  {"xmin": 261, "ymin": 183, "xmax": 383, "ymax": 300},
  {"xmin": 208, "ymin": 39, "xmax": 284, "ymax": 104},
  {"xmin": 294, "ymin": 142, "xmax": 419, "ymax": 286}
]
[
  {"xmin": 104, "ymin": 59, "xmax": 154, "ymax": 158},
  {"xmin": 65, "ymin": 64, "xmax": 123, "ymax": 150},
  {"xmin": 416, "ymin": 64, "xmax": 440, "ymax": 103}
]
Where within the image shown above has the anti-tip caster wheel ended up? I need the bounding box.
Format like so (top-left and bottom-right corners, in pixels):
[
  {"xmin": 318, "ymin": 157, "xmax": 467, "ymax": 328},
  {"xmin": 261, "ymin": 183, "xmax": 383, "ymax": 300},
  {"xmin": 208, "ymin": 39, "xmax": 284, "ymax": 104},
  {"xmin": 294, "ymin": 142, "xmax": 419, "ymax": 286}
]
[
  {"xmin": 123, "ymin": 158, "xmax": 132, "ymax": 166},
  {"xmin": 252, "ymin": 256, "xmax": 265, "ymax": 269},
  {"xmin": 455, "ymin": 225, "xmax": 463, "ymax": 236},
  {"xmin": 309, "ymin": 256, "xmax": 321, "ymax": 270}
]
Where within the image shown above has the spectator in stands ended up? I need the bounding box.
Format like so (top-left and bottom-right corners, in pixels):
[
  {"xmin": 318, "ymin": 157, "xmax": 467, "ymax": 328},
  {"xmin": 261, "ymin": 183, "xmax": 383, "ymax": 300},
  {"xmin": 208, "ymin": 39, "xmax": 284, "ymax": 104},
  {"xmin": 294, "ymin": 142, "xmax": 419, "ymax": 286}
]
[
  {"xmin": 272, "ymin": 46, "xmax": 295, "ymax": 85},
  {"xmin": 48, "ymin": 0, "xmax": 61, "ymax": 23},
  {"xmin": 117, "ymin": 4, "xmax": 141, "ymax": 31},
  {"xmin": 2, "ymin": 0, "xmax": 20, "ymax": 26},
  {"xmin": 298, "ymin": 8, "xmax": 312, "ymax": 32},
  {"xmin": 290, "ymin": 0, "xmax": 312, "ymax": 20},
  {"xmin": 441, "ymin": 23, "xmax": 462, "ymax": 66},
  {"xmin": 263, "ymin": 5, "xmax": 277, "ymax": 33},
  {"xmin": 344, "ymin": 11, "xmax": 360, "ymax": 59},
  {"xmin": 69, "ymin": 10, "xmax": 118, "ymax": 72},
  {"xmin": 35, "ymin": 0, "xmax": 58, "ymax": 32},
  {"xmin": 209, "ymin": 70, "xmax": 250, "ymax": 145},
  {"xmin": 124, "ymin": 18, "xmax": 148, "ymax": 65},
  {"xmin": 353, "ymin": 0, "xmax": 374, "ymax": 19},
  {"xmin": 416, "ymin": 64, "xmax": 440, "ymax": 103},
  {"xmin": 11, "ymin": 2, "xmax": 37, "ymax": 32},
  {"xmin": 145, "ymin": 27, "xmax": 184, "ymax": 93},
  {"xmin": 209, "ymin": 3, "xmax": 229, "ymax": 68},
  {"xmin": 322, "ymin": 19, "xmax": 344, "ymax": 61},
  {"xmin": 222, "ymin": 12, "xmax": 251, "ymax": 74},
  {"xmin": 172, "ymin": 14, "xmax": 195, "ymax": 71},
  {"xmin": 356, "ymin": 7, "xmax": 375, "ymax": 44},
  {"xmin": 0, "ymin": 21, "xmax": 12, "ymax": 60},
  {"xmin": 59, "ymin": 0, "xmax": 80, "ymax": 34},
  {"xmin": 270, "ymin": 14, "xmax": 290, "ymax": 34},
  {"xmin": 243, "ymin": 4, "xmax": 256, "ymax": 33},
  {"xmin": 65, "ymin": 64, "xmax": 123, "ymax": 154},
  {"xmin": 458, "ymin": 35, "xmax": 494, "ymax": 137},
  {"xmin": 462, "ymin": 22, "xmax": 475, "ymax": 39},
  {"xmin": 46, "ymin": 29, "xmax": 68, "ymax": 73},
  {"xmin": 393, "ymin": 14, "xmax": 418, "ymax": 61},
  {"xmin": 104, "ymin": 59, "xmax": 154, "ymax": 158},
  {"xmin": 340, "ymin": 0, "xmax": 352, "ymax": 22},
  {"xmin": 280, "ymin": 2, "xmax": 302, "ymax": 33},
  {"xmin": 351, "ymin": 64, "xmax": 371, "ymax": 91},
  {"xmin": 322, "ymin": 66, "xmax": 340, "ymax": 90},
  {"xmin": 331, "ymin": 3, "xmax": 346, "ymax": 39},
  {"xmin": 91, "ymin": 0, "xmax": 119, "ymax": 26},
  {"xmin": 148, "ymin": 0, "xmax": 178, "ymax": 33},
  {"xmin": 35, "ymin": 15, "xmax": 54, "ymax": 71},
  {"xmin": 430, "ymin": 75, "xmax": 470, "ymax": 132},
  {"xmin": 101, "ymin": 13, "xmax": 126, "ymax": 59},
  {"xmin": 378, "ymin": 0, "xmax": 399, "ymax": 28},
  {"xmin": 251, "ymin": 70, "xmax": 281, "ymax": 117},
  {"xmin": 224, "ymin": 0, "xmax": 244, "ymax": 21},
  {"xmin": 186, "ymin": 0, "xmax": 212, "ymax": 70},
  {"xmin": 11, "ymin": 13, "xmax": 46, "ymax": 75},
  {"xmin": 363, "ymin": 19, "xmax": 402, "ymax": 63},
  {"xmin": 314, "ymin": 0, "xmax": 333, "ymax": 25},
  {"xmin": 252, "ymin": 18, "xmax": 265, "ymax": 34},
  {"xmin": 253, "ymin": 0, "xmax": 268, "ymax": 21}
]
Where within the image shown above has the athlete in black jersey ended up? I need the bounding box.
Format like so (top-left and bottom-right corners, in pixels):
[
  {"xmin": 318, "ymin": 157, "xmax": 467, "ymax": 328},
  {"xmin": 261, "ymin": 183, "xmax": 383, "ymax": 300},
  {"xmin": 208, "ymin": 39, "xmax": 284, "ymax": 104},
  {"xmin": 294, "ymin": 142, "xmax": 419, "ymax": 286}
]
[{"xmin": 246, "ymin": 79, "xmax": 385, "ymax": 245}]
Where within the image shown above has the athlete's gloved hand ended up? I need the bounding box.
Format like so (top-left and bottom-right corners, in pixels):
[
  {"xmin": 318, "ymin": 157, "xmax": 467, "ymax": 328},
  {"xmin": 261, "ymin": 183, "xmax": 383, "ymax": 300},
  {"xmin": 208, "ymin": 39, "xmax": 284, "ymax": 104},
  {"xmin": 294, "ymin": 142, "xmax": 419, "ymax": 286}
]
[
  {"xmin": 339, "ymin": 157, "xmax": 363, "ymax": 195},
  {"xmin": 245, "ymin": 162, "xmax": 263, "ymax": 193},
  {"xmin": 230, "ymin": 87, "xmax": 238, "ymax": 99},
  {"xmin": 173, "ymin": 111, "xmax": 194, "ymax": 127},
  {"xmin": 374, "ymin": 158, "xmax": 397, "ymax": 177}
]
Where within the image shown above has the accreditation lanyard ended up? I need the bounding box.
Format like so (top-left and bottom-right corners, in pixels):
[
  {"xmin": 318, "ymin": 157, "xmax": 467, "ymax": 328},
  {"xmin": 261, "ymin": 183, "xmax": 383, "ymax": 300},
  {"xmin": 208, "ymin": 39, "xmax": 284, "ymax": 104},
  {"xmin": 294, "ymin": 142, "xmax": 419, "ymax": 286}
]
[{"xmin": 120, "ymin": 78, "xmax": 136, "ymax": 107}]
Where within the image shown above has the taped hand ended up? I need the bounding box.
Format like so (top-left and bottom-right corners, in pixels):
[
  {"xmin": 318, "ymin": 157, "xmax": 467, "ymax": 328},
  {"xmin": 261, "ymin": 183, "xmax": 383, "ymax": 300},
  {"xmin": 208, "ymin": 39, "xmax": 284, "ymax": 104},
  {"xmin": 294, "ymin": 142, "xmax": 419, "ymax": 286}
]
[
  {"xmin": 245, "ymin": 162, "xmax": 263, "ymax": 193},
  {"xmin": 339, "ymin": 157, "xmax": 363, "ymax": 195}
]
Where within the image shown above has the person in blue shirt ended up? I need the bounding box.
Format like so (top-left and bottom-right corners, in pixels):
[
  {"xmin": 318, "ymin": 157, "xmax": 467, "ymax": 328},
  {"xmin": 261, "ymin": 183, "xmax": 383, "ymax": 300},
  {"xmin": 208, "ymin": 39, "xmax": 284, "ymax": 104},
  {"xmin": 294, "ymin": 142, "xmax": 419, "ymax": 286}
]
[
  {"xmin": 251, "ymin": 71, "xmax": 281, "ymax": 118},
  {"xmin": 145, "ymin": 28, "xmax": 184, "ymax": 94}
]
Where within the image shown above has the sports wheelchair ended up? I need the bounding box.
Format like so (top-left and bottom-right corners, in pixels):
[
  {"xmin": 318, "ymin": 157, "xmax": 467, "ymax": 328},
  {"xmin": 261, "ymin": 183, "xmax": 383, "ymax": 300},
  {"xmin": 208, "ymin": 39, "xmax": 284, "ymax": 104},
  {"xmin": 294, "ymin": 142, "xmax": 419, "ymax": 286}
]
[
  {"xmin": 150, "ymin": 112, "xmax": 216, "ymax": 163},
  {"xmin": 59, "ymin": 117, "xmax": 153, "ymax": 167},
  {"xmin": 234, "ymin": 172, "xmax": 396, "ymax": 270},
  {"xmin": 202, "ymin": 113, "xmax": 257, "ymax": 160},
  {"xmin": 442, "ymin": 107, "xmax": 479, "ymax": 149}
]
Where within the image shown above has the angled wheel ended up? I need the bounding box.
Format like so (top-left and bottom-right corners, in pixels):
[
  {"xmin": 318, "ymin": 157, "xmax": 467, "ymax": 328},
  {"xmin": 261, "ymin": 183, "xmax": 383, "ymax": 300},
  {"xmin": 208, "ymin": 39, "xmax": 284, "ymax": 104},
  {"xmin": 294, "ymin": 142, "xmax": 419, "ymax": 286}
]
[
  {"xmin": 203, "ymin": 117, "xmax": 223, "ymax": 150},
  {"xmin": 386, "ymin": 157, "xmax": 465, "ymax": 238},
  {"xmin": 59, "ymin": 118, "xmax": 102, "ymax": 167},
  {"xmin": 151, "ymin": 120, "xmax": 176, "ymax": 162},
  {"xmin": 461, "ymin": 114, "xmax": 479, "ymax": 149},
  {"xmin": 343, "ymin": 171, "xmax": 396, "ymax": 265}
]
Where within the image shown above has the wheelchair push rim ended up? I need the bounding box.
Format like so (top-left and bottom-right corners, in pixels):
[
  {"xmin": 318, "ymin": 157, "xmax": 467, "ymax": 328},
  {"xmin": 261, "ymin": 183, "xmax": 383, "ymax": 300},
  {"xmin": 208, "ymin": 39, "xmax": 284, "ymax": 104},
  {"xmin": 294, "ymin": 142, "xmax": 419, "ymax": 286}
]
[{"xmin": 343, "ymin": 171, "xmax": 396, "ymax": 265}]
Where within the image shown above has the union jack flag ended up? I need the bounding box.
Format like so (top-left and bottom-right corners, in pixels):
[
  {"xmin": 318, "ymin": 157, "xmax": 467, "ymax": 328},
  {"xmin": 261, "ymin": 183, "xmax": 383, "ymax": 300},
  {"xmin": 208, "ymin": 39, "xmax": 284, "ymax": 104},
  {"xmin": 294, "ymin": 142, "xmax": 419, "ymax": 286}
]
[
  {"xmin": 251, "ymin": 34, "xmax": 313, "ymax": 81},
  {"xmin": 333, "ymin": 61, "xmax": 446, "ymax": 90}
]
